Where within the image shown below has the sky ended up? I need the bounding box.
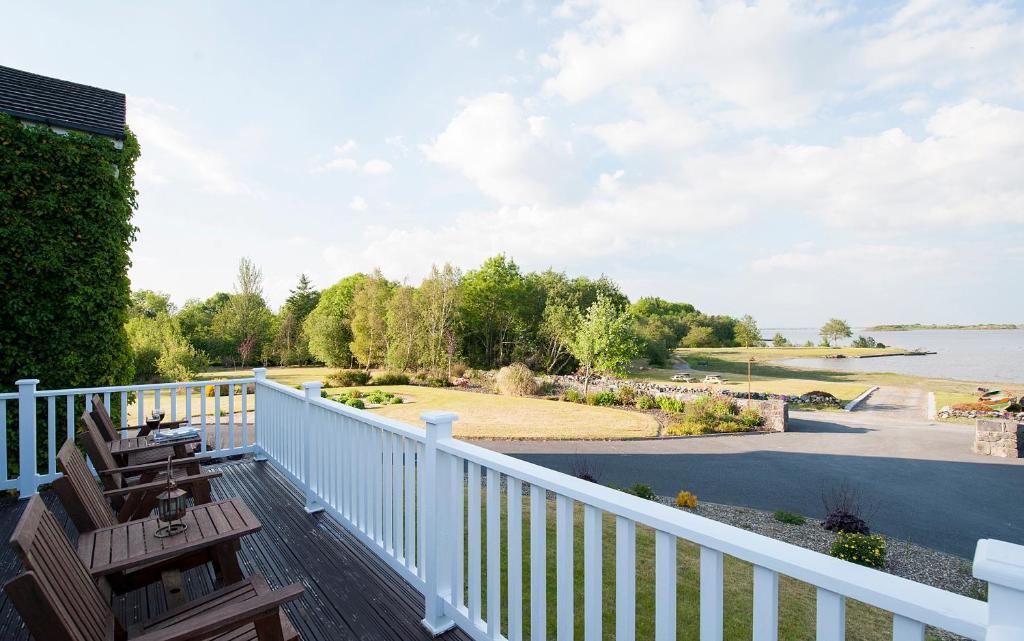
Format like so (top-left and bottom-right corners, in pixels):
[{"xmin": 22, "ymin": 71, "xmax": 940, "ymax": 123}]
[{"xmin": 2, "ymin": 1, "xmax": 1023, "ymax": 327}]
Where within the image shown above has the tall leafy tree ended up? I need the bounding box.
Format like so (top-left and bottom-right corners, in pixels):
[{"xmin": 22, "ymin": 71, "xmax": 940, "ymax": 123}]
[
  {"xmin": 419, "ymin": 263, "xmax": 463, "ymax": 376},
  {"xmin": 385, "ymin": 286, "xmax": 421, "ymax": 371},
  {"xmin": 274, "ymin": 274, "xmax": 320, "ymax": 365},
  {"xmin": 460, "ymin": 255, "xmax": 535, "ymax": 368},
  {"xmin": 350, "ymin": 270, "xmax": 394, "ymax": 369},
  {"xmin": 820, "ymin": 318, "xmax": 853, "ymax": 347},
  {"xmin": 211, "ymin": 258, "xmax": 273, "ymax": 366},
  {"xmin": 129, "ymin": 290, "xmax": 176, "ymax": 319},
  {"xmin": 569, "ymin": 296, "xmax": 639, "ymax": 396},
  {"xmin": 734, "ymin": 314, "xmax": 764, "ymax": 348},
  {"xmin": 304, "ymin": 273, "xmax": 366, "ymax": 367}
]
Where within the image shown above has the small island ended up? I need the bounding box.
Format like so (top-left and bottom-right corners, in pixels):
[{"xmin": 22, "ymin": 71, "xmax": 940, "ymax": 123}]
[{"xmin": 865, "ymin": 323, "xmax": 1021, "ymax": 331}]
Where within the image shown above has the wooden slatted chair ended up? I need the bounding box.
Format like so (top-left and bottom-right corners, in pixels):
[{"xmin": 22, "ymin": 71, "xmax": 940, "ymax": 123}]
[
  {"xmin": 63, "ymin": 434, "xmax": 218, "ymax": 526},
  {"xmin": 91, "ymin": 393, "xmax": 188, "ymax": 441},
  {"xmin": 87, "ymin": 405, "xmax": 198, "ymax": 466},
  {"xmin": 4, "ymin": 495, "xmax": 302, "ymax": 641}
]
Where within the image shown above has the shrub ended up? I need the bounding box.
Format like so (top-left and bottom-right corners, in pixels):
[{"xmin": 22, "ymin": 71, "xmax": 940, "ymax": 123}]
[
  {"xmin": 372, "ymin": 371, "xmax": 410, "ymax": 386},
  {"xmin": 738, "ymin": 408, "xmax": 765, "ymax": 428},
  {"xmin": 626, "ymin": 483, "xmax": 656, "ymax": 500},
  {"xmin": 326, "ymin": 369, "xmax": 370, "ymax": 387},
  {"xmin": 685, "ymin": 396, "xmax": 737, "ymax": 429},
  {"xmin": 345, "ymin": 398, "xmax": 366, "ymax": 409},
  {"xmin": 822, "ymin": 510, "xmax": 870, "ymax": 535},
  {"xmin": 561, "ymin": 389, "xmax": 583, "ymax": 403},
  {"xmin": 388, "ymin": 396, "xmax": 403, "ymax": 404},
  {"xmin": 635, "ymin": 394, "xmax": 657, "ymax": 410},
  {"xmin": 675, "ymin": 490, "xmax": 698, "ymax": 509},
  {"xmin": 496, "ymin": 363, "xmax": 537, "ymax": 396},
  {"xmin": 829, "ymin": 532, "xmax": 886, "ymax": 569},
  {"xmin": 570, "ymin": 454, "xmax": 600, "ymax": 483},
  {"xmin": 773, "ymin": 510, "xmax": 806, "ymax": 525},
  {"xmin": 665, "ymin": 421, "xmax": 749, "ymax": 436},
  {"xmin": 364, "ymin": 390, "xmax": 393, "ymax": 404},
  {"xmin": 656, "ymin": 396, "xmax": 684, "ymax": 413},
  {"xmin": 587, "ymin": 391, "xmax": 618, "ymax": 407},
  {"xmin": 427, "ymin": 377, "xmax": 451, "ymax": 388},
  {"xmin": 615, "ymin": 385, "xmax": 636, "ymax": 405},
  {"xmin": 347, "ymin": 389, "xmax": 363, "ymax": 399},
  {"xmin": 450, "ymin": 361, "xmax": 469, "ymax": 378}
]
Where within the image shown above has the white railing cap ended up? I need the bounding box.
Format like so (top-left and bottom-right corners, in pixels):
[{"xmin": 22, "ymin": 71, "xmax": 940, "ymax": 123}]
[
  {"xmin": 302, "ymin": 381, "xmax": 323, "ymax": 389},
  {"xmin": 974, "ymin": 539, "xmax": 1024, "ymax": 591},
  {"xmin": 15, "ymin": 379, "xmax": 40, "ymax": 386},
  {"xmin": 421, "ymin": 412, "xmax": 459, "ymax": 424}
]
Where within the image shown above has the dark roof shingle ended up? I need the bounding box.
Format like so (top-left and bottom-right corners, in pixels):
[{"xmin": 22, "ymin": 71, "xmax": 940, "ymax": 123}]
[{"xmin": 0, "ymin": 65, "xmax": 125, "ymax": 140}]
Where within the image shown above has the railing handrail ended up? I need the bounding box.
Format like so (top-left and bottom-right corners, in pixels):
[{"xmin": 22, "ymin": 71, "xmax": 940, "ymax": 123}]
[
  {"xmin": 438, "ymin": 436, "xmax": 988, "ymax": 638},
  {"xmin": 31, "ymin": 377, "xmax": 256, "ymax": 397}
]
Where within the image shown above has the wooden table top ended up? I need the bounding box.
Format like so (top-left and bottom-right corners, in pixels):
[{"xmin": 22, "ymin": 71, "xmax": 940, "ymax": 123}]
[
  {"xmin": 77, "ymin": 498, "xmax": 260, "ymax": 577},
  {"xmin": 109, "ymin": 433, "xmax": 200, "ymax": 454}
]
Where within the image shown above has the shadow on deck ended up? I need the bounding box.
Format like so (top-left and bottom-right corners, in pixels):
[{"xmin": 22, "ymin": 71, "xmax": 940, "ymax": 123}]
[{"xmin": 0, "ymin": 459, "xmax": 472, "ymax": 641}]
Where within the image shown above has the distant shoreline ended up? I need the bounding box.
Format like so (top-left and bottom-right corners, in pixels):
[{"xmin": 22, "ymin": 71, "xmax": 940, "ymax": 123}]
[{"xmin": 864, "ymin": 323, "xmax": 1021, "ymax": 331}]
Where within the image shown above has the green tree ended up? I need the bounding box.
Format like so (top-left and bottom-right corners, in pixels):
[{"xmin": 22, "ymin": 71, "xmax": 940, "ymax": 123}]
[
  {"xmin": 129, "ymin": 290, "xmax": 176, "ymax": 319},
  {"xmin": 126, "ymin": 313, "xmax": 207, "ymax": 382},
  {"xmin": 632, "ymin": 315, "xmax": 676, "ymax": 366},
  {"xmin": 211, "ymin": 258, "xmax": 273, "ymax": 366},
  {"xmin": 460, "ymin": 255, "xmax": 535, "ymax": 368},
  {"xmin": 178, "ymin": 293, "xmax": 232, "ymax": 360},
  {"xmin": 385, "ymin": 286, "xmax": 421, "ymax": 371},
  {"xmin": 304, "ymin": 273, "xmax": 366, "ymax": 367},
  {"xmin": 284, "ymin": 274, "xmax": 320, "ymax": 319},
  {"xmin": 820, "ymin": 318, "xmax": 853, "ymax": 347},
  {"xmin": 274, "ymin": 274, "xmax": 320, "ymax": 365},
  {"xmin": 418, "ymin": 263, "xmax": 462, "ymax": 376},
  {"xmin": 681, "ymin": 326, "xmax": 718, "ymax": 348},
  {"xmin": 350, "ymin": 270, "xmax": 394, "ymax": 369},
  {"xmin": 772, "ymin": 333, "xmax": 790, "ymax": 347},
  {"xmin": 734, "ymin": 315, "xmax": 763, "ymax": 348},
  {"xmin": 568, "ymin": 296, "xmax": 639, "ymax": 396}
]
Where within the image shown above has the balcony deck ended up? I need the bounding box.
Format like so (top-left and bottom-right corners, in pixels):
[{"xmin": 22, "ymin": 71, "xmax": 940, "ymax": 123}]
[{"xmin": 0, "ymin": 458, "xmax": 472, "ymax": 641}]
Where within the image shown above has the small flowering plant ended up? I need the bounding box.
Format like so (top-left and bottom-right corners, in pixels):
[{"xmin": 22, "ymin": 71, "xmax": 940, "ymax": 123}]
[
  {"xmin": 829, "ymin": 532, "xmax": 886, "ymax": 569},
  {"xmin": 674, "ymin": 490, "xmax": 698, "ymax": 509}
]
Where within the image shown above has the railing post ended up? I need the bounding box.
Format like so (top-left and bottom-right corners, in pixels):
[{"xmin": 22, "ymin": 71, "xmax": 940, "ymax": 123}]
[
  {"xmin": 16, "ymin": 379, "xmax": 39, "ymax": 499},
  {"xmin": 421, "ymin": 411, "xmax": 458, "ymax": 636},
  {"xmin": 302, "ymin": 381, "xmax": 323, "ymax": 514},
  {"xmin": 974, "ymin": 539, "xmax": 1024, "ymax": 641},
  {"xmin": 253, "ymin": 368, "xmax": 268, "ymax": 462}
]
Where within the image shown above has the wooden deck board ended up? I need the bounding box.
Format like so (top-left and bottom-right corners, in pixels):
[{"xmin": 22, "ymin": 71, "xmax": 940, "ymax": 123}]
[{"xmin": 0, "ymin": 459, "xmax": 471, "ymax": 641}]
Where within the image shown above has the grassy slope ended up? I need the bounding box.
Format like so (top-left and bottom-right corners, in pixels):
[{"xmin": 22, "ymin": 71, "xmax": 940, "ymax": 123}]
[{"xmin": 470, "ymin": 496, "xmax": 932, "ymax": 641}]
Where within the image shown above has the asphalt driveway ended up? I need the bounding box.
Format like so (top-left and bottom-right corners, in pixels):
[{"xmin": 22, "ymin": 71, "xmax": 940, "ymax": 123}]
[{"xmin": 471, "ymin": 410, "xmax": 1023, "ymax": 557}]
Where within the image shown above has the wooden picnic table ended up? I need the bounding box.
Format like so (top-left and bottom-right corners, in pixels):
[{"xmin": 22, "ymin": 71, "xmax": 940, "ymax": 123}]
[{"xmin": 76, "ymin": 498, "xmax": 259, "ymax": 604}]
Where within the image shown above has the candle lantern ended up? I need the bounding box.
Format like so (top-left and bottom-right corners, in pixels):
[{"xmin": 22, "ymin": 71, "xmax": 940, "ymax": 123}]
[{"xmin": 154, "ymin": 457, "xmax": 188, "ymax": 538}]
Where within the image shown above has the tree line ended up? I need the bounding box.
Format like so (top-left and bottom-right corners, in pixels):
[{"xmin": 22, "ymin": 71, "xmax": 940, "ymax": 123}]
[{"xmin": 126, "ymin": 255, "xmax": 765, "ymax": 382}]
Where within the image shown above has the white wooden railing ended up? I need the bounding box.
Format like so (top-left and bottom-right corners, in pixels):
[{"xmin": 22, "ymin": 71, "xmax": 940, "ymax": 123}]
[
  {"xmin": 5, "ymin": 375, "xmax": 256, "ymax": 496},
  {"xmin": 7, "ymin": 369, "xmax": 1024, "ymax": 640}
]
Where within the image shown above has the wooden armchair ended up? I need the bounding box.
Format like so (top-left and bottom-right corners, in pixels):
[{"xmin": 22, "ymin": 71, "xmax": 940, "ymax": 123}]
[
  {"xmin": 4, "ymin": 495, "xmax": 302, "ymax": 641},
  {"xmin": 91, "ymin": 393, "xmax": 188, "ymax": 441},
  {"xmin": 68, "ymin": 432, "xmax": 219, "ymax": 525}
]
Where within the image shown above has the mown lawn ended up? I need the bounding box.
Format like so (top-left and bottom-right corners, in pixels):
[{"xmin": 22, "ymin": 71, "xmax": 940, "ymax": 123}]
[
  {"xmin": 340, "ymin": 385, "xmax": 658, "ymax": 440},
  {"xmin": 466, "ymin": 495, "xmax": 940, "ymax": 641}
]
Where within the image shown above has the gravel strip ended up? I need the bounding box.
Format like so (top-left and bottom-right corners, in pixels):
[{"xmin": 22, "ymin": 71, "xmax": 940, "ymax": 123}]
[{"xmin": 654, "ymin": 496, "xmax": 984, "ymax": 640}]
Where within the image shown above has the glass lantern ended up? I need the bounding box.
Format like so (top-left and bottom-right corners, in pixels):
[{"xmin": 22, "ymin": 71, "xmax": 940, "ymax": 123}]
[{"xmin": 154, "ymin": 458, "xmax": 188, "ymax": 538}]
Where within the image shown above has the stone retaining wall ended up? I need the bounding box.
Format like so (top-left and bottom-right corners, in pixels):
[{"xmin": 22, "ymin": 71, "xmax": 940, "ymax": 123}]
[
  {"xmin": 974, "ymin": 418, "xmax": 1023, "ymax": 458},
  {"xmin": 550, "ymin": 375, "xmax": 788, "ymax": 432}
]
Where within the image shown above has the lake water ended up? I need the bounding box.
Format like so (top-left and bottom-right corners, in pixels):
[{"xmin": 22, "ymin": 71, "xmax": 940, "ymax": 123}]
[{"xmin": 764, "ymin": 328, "xmax": 1024, "ymax": 384}]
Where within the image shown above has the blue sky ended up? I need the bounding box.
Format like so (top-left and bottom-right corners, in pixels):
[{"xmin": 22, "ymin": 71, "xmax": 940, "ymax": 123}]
[{"xmin": 2, "ymin": 1, "xmax": 1023, "ymax": 326}]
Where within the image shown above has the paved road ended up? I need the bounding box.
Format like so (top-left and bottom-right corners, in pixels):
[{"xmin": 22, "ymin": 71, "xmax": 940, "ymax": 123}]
[
  {"xmin": 854, "ymin": 386, "xmax": 927, "ymax": 420},
  {"xmin": 471, "ymin": 410, "xmax": 1023, "ymax": 557}
]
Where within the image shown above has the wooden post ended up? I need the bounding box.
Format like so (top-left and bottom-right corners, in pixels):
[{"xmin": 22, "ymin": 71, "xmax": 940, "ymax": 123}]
[
  {"xmin": 17, "ymin": 379, "xmax": 39, "ymax": 499},
  {"xmin": 974, "ymin": 539, "xmax": 1024, "ymax": 640},
  {"xmin": 421, "ymin": 411, "xmax": 457, "ymax": 636},
  {"xmin": 302, "ymin": 381, "xmax": 323, "ymax": 514}
]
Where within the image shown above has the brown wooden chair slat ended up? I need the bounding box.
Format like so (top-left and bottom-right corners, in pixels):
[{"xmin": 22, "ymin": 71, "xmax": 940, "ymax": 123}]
[
  {"xmin": 54, "ymin": 440, "xmax": 118, "ymax": 533},
  {"xmin": 91, "ymin": 394, "xmax": 188, "ymax": 441},
  {"xmin": 4, "ymin": 496, "xmax": 302, "ymax": 641}
]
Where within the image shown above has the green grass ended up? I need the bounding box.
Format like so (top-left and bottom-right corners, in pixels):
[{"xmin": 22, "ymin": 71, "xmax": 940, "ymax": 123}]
[{"xmin": 465, "ymin": 494, "xmax": 940, "ymax": 640}]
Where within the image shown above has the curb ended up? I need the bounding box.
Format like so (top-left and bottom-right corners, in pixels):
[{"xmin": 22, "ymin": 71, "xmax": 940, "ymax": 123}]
[
  {"xmin": 844, "ymin": 386, "xmax": 879, "ymax": 411},
  {"xmin": 927, "ymin": 391, "xmax": 937, "ymax": 420}
]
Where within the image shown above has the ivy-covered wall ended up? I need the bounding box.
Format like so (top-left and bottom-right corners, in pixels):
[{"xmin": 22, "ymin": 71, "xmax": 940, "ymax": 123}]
[{"xmin": 0, "ymin": 113, "xmax": 139, "ymax": 391}]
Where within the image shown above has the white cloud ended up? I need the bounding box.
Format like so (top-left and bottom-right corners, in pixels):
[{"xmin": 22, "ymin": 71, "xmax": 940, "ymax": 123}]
[
  {"xmin": 349, "ymin": 195, "xmax": 368, "ymax": 211},
  {"xmin": 422, "ymin": 93, "xmax": 574, "ymax": 204},
  {"xmin": 320, "ymin": 157, "xmax": 359, "ymax": 172},
  {"xmin": 334, "ymin": 139, "xmax": 358, "ymax": 154},
  {"xmin": 590, "ymin": 87, "xmax": 710, "ymax": 152},
  {"xmin": 128, "ymin": 96, "xmax": 258, "ymax": 196},
  {"xmin": 456, "ymin": 32, "xmax": 481, "ymax": 48},
  {"xmin": 363, "ymin": 159, "xmax": 393, "ymax": 175},
  {"xmin": 752, "ymin": 244, "xmax": 948, "ymax": 275}
]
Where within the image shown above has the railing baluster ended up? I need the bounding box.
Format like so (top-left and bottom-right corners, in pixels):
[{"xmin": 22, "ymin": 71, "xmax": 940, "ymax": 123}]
[
  {"xmin": 616, "ymin": 516, "xmax": 636, "ymax": 641},
  {"xmin": 46, "ymin": 397, "xmax": 56, "ymax": 475},
  {"xmin": 383, "ymin": 431, "xmax": 393, "ymax": 553},
  {"xmin": 700, "ymin": 547, "xmax": 724, "ymax": 641},
  {"xmin": 185, "ymin": 386, "xmax": 192, "ymax": 429},
  {"xmin": 893, "ymin": 615, "xmax": 925, "ymax": 641},
  {"xmin": 214, "ymin": 385, "xmax": 221, "ymax": 453},
  {"xmin": 0, "ymin": 400, "xmax": 7, "ymax": 482},
  {"xmin": 416, "ymin": 441, "xmax": 425, "ymax": 579},
  {"xmin": 169, "ymin": 388, "xmax": 177, "ymax": 421},
  {"xmin": 753, "ymin": 565, "xmax": 778, "ymax": 641},
  {"xmin": 66, "ymin": 395, "xmax": 74, "ymax": 440},
  {"xmin": 583, "ymin": 504, "xmax": 602, "ymax": 641},
  {"xmin": 228, "ymin": 384, "xmax": 235, "ymax": 450},
  {"xmin": 452, "ymin": 453, "xmax": 465, "ymax": 610},
  {"xmin": 392, "ymin": 434, "xmax": 402, "ymax": 553},
  {"xmin": 655, "ymin": 531, "xmax": 676, "ymax": 641},
  {"xmin": 404, "ymin": 437, "xmax": 415, "ymax": 569},
  {"xmin": 375, "ymin": 429, "xmax": 384, "ymax": 546},
  {"xmin": 468, "ymin": 461, "xmax": 482, "ymax": 625},
  {"xmin": 486, "ymin": 467, "xmax": 501, "ymax": 637},
  {"xmin": 816, "ymin": 588, "xmax": 845, "ymax": 641},
  {"xmin": 507, "ymin": 477, "xmax": 523, "ymax": 641},
  {"xmin": 241, "ymin": 382, "xmax": 248, "ymax": 446},
  {"xmin": 530, "ymin": 485, "xmax": 546, "ymax": 641},
  {"xmin": 103, "ymin": 391, "xmax": 111, "ymax": 414},
  {"xmin": 137, "ymin": 390, "xmax": 144, "ymax": 427},
  {"xmin": 119, "ymin": 391, "xmax": 128, "ymax": 431},
  {"xmin": 556, "ymin": 493, "xmax": 574, "ymax": 641},
  {"xmin": 85, "ymin": 394, "xmax": 93, "ymax": 412},
  {"xmin": 199, "ymin": 389, "xmax": 207, "ymax": 454}
]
